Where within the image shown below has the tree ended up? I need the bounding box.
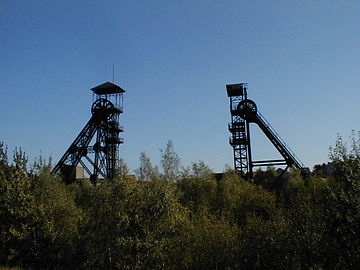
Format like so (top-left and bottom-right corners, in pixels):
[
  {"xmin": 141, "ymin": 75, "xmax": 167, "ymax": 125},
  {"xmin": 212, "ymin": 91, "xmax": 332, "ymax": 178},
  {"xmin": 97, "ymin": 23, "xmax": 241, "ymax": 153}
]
[
  {"xmin": 0, "ymin": 149, "xmax": 49, "ymax": 268},
  {"xmin": 180, "ymin": 161, "xmax": 213, "ymax": 179},
  {"xmin": 79, "ymin": 181, "xmax": 126, "ymax": 269},
  {"xmin": 114, "ymin": 179, "xmax": 189, "ymax": 270},
  {"xmin": 329, "ymin": 130, "xmax": 360, "ymax": 163},
  {"xmin": 30, "ymin": 169, "xmax": 84, "ymax": 269},
  {"xmin": 12, "ymin": 147, "xmax": 28, "ymax": 173},
  {"xmin": 321, "ymin": 130, "xmax": 360, "ymax": 268},
  {"xmin": 116, "ymin": 158, "xmax": 130, "ymax": 178},
  {"xmin": 134, "ymin": 152, "xmax": 160, "ymax": 181},
  {"xmin": 169, "ymin": 214, "xmax": 239, "ymax": 270},
  {"xmin": 0, "ymin": 161, "xmax": 39, "ymax": 267},
  {"xmin": 0, "ymin": 142, "xmax": 8, "ymax": 166},
  {"xmin": 160, "ymin": 140, "xmax": 181, "ymax": 181},
  {"xmin": 177, "ymin": 176, "xmax": 217, "ymax": 214}
]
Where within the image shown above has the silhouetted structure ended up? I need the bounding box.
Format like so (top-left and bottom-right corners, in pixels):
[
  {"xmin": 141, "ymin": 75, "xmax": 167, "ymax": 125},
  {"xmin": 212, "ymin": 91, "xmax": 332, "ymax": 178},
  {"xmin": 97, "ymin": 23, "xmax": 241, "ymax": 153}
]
[
  {"xmin": 53, "ymin": 82, "xmax": 125, "ymax": 184},
  {"xmin": 227, "ymin": 83, "xmax": 253, "ymax": 178},
  {"xmin": 227, "ymin": 83, "xmax": 308, "ymax": 179}
]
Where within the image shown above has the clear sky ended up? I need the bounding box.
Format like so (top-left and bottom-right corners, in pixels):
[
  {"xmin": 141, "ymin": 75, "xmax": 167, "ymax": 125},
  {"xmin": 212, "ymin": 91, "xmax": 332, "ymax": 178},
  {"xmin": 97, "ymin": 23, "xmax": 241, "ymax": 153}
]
[{"xmin": 0, "ymin": 0, "xmax": 359, "ymax": 173}]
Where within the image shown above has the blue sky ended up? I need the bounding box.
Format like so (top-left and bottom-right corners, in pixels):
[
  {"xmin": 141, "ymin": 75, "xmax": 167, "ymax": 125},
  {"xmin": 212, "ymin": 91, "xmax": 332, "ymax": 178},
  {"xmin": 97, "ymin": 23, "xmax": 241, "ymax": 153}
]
[{"xmin": 0, "ymin": 0, "xmax": 359, "ymax": 173}]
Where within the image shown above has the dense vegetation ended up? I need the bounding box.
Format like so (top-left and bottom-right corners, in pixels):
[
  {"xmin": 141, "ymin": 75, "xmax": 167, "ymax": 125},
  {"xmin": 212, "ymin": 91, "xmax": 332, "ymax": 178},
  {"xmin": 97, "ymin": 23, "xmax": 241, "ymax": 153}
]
[{"xmin": 0, "ymin": 135, "xmax": 359, "ymax": 269}]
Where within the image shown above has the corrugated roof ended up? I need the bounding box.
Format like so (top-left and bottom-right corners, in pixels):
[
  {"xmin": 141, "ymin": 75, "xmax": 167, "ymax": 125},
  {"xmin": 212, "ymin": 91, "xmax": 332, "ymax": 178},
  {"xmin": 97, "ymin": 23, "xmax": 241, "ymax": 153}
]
[{"xmin": 91, "ymin": 81, "xmax": 125, "ymax": 95}]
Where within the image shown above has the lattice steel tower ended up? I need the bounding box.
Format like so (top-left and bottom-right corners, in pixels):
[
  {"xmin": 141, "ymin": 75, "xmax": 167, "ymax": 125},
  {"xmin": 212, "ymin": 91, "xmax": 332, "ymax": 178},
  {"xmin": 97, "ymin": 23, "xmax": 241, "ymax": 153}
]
[
  {"xmin": 227, "ymin": 83, "xmax": 308, "ymax": 179},
  {"xmin": 53, "ymin": 82, "xmax": 125, "ymax": 184},
  {"xmin": 227, "ymin": 83, "xmax": 253, "ymax": 179}
]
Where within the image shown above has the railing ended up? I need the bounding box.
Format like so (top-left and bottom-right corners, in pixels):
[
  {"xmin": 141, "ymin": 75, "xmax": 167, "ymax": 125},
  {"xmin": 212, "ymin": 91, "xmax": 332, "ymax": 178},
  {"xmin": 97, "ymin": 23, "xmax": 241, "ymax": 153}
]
[
  {"xmin": 228, "ymin": 123, "xmax": 245, "ymax": 132},
  {"xmin": 229, "ymin": 136, "xmax": 247, "ymax": 145}
]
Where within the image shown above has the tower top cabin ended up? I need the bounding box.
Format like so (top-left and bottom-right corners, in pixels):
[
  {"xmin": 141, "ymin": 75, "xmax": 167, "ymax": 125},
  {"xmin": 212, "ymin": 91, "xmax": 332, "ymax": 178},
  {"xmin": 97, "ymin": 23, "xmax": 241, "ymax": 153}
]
[
  {"xmin": 91, "ymin": 81, "xmax": 125, "ymax": 111},
  {"xmin": 226, "ymin": 83, "xmax": 248, "ymax": 97}
]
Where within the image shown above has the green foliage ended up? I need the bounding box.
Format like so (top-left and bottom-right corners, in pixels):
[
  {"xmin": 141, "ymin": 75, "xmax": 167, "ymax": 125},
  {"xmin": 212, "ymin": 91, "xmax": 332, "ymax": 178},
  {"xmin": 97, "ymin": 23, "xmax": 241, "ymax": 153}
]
[
  {"xmin": 72, "ymin": 173, "xmax": 189, "ymax": 269},
  {"xmin": 181, "ymin": 161, "xmax": 213, "ymax": 179},
  {"xmin": 31, "ymin": 171, "xmax": 84, "ymax": 268},
  {"xmin": 0, "ymin": 142, "xmax": 8, "ymax": 166},
  {"xmin": 216, "ymin": 171, "xmax": 245, "ymax": 213},
  {"xmin": 0, "ymin": 147, "xmax": 84, "ymax": 269},
  {"xmin": 116, "ymin": 158, "xmax": 130, "ymax": 177},
  {"xmin": 177, "ymin": 175, "xmax": 217, "ymax": 213},
  {"xmin": 0, "ymin": 162, "xmax": 40, "ymax": 267},
  {"xmin": 169, "ymin": 214, "xmax": 239, "ymax": 270},
  {"xmin": 1, "ymin": 133, "xmax": 359, "ymax": 269},
  {"xmin": 322, "ymin": 131, "xmax": 360, "ymax": 268},
  {"xmin": 135, "ymin": 152, "xmax": 160, "ymax": 181}
]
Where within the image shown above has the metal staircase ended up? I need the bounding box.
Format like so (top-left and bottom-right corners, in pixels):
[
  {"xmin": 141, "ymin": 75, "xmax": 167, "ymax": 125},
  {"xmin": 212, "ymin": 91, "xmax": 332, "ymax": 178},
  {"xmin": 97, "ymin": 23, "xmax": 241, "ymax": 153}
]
[{"xmin": 254, "ymin": 110, "xmax": 305, "ymax": 170}]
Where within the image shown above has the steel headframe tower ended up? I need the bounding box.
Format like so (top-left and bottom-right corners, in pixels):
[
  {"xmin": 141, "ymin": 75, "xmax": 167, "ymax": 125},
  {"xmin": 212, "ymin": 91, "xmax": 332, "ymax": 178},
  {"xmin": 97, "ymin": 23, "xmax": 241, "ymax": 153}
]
[
  {"xmin": 53, "ymin": 82, "xmax": 125, "ymax": 184},
  {"xmin": 227, "ymin": 83, "xmax": 253, "ymax": 179},
  {"xmin": 227, "ymin": 83, "xmax": 308, "ymax": 180}
]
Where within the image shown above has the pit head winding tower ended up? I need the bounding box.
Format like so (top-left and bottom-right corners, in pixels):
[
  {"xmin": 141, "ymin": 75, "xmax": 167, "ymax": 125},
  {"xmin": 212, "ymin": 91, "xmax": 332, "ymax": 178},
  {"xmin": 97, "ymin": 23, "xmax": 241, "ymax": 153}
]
[
  {"xmin": 226, "ymin": 83, "xmax": 309, "ymax": 182},
  {"xmin": 53, "ymin": 82, "xmax": 125, "ymax": 184}
]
